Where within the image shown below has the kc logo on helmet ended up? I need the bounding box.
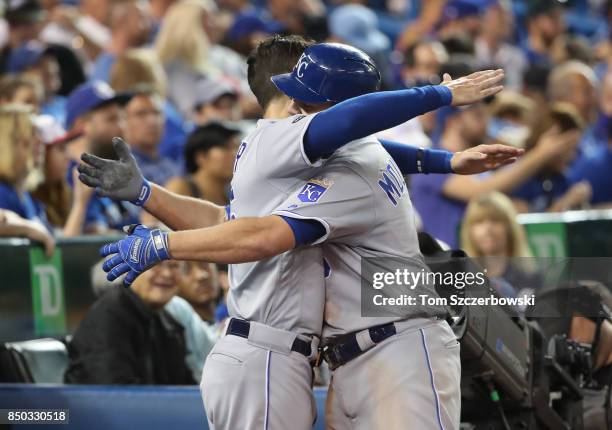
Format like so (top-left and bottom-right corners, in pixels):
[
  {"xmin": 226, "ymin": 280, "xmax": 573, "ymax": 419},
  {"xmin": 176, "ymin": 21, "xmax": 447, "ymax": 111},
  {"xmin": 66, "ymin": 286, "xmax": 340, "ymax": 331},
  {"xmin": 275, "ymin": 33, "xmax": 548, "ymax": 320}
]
[
  {"xmin": 295, "ymin": 54, "xmax": 309, "ymax": 78},
  {"xmin": 297, "ymin": 178, "xmax": 332, "ymax": 203}
]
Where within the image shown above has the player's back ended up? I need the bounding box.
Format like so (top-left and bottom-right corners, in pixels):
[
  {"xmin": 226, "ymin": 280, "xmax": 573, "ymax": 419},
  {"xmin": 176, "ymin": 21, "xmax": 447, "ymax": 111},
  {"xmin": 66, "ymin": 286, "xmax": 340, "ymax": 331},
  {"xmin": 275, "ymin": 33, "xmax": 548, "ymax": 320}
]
[
  {"xmin": 227, "ymin": 114, "xmax": 326, "ymax": 337},
  {"xmin": 273, "ymin": 137, "xmax": 447, "ymax": 339}
]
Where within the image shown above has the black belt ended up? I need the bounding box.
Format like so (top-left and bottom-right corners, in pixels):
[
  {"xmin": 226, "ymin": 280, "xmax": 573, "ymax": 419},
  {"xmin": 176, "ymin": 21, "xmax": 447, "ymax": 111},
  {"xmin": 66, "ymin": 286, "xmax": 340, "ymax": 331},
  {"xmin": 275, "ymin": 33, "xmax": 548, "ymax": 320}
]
[
  {"xmin": 226, "ymin": 318, "xmax": 312, "ymax": 357},
  {"xmin": 321, "ymin": 322, "xmax": 398, "ymax": 370}
]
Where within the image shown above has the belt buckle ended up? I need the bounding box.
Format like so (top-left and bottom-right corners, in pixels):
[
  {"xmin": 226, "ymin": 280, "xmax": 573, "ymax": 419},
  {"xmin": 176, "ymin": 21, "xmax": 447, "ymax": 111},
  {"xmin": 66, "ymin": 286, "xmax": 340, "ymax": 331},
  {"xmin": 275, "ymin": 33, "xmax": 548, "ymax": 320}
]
[{"xmin": 314, "ymin": 346, "xmax": 324, "ymax": 367}]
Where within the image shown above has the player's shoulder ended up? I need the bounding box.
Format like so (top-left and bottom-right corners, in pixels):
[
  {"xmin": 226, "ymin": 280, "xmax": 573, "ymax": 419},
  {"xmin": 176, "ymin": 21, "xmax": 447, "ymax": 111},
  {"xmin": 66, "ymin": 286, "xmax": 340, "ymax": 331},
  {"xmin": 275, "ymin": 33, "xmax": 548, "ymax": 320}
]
[
  {"xmin": 258, "ymin": 114, "xmax": 314, "ymax": 133},
  {"xmin": 327, "ymin": 135, "xmax": 384, "ymax": 164}
]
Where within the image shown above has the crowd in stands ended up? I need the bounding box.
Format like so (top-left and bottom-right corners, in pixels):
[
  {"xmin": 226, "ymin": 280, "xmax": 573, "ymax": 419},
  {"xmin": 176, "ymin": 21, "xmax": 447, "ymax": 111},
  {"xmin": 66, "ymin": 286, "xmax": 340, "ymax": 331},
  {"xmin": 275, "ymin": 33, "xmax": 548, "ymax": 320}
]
[{"xmin": 0, "ymin": 0, "xmax": 611, "ymax": 385}]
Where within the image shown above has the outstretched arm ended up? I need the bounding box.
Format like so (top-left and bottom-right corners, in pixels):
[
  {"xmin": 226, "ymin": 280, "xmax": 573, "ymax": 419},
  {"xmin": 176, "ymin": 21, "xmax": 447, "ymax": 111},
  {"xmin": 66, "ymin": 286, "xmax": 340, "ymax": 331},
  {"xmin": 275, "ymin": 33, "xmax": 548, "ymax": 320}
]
[
  {"xmin": 380, "ymin": 140, "xmax": 523, "ymax": 175},
  {"xmin": 304, "ymin": 69, "xmax": 504, "ymax": 161},
  {"xmin": 100, "ymin": 216, "xmax": 326, "ymax": 287},
  {"xmin": 78, "ymin": 138, "xmax": 225, "ymax": 231}
]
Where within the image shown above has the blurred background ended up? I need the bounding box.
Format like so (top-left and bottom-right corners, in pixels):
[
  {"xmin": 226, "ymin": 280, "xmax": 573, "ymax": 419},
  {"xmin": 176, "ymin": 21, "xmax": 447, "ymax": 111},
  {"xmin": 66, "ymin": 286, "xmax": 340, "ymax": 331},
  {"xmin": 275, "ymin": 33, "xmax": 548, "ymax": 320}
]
[{"xmin": 0, "ymin": 0, "xmax": 612, "ymax": 429}]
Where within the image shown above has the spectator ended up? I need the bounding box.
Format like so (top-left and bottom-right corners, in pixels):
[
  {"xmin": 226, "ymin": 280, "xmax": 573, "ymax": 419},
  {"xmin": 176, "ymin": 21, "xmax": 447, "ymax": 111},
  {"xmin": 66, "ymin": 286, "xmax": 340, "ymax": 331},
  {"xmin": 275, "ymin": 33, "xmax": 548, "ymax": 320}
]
[
  {"xmin": 521, "ymin": 64, "xmax": 551, "ymax": 112},
  {"xmin": 39, "ymin": 0, "xmax": 113, "ymax": 67},
  {"xmin": 2, "ymin": 0, "xmax": 86, "ymax": 95},
  {"xmin": 523, "ymin": 0, "xmax": 564, "ymax": 66},
  {"xmin": 90, "ymin": 2, "xmax": 152, "ymax": 82},
  {"xmin": 0, "ymin": 105, "xmax": 48, "ymax": 228},
  {"xmin": 65, "ymin": 259, "xmax": 195, "ymax": 385},
  {"xmin": 64, "ymin": 81, "xmax": 137, "ymax": 233},
  {"xmin": 0, "ymin": 74, "xmax": 44, "ymax": 109},
  {"xmin": 437, "ymin": 0, "xmax": 483, "ymax": 41},
  {"xmin": 547, "ymin": 61, "xmax": 598, "ymax": 124},
  {"xmin": 5, "ymin": 41, "xmax": 66, "ymax": 123},
  {"xmin": 569, "ymin": 116, "xmax": 612, "ymax": 208},
  {"xmin": 155, "ymin": 0, "xmax": 219, "ymax": 119},
  {"xmin": 89, "ymin": 257, "xmax": 219, "ymax": 383},
  {"xmin": 475, "ymin": 0, "xmax": 528, "ymax": 90},
  {"xmin": 29, "ymin": 115, "xmax": 69, "ymax": 230},
  {"xmin": 31, "ymin": 115, "xmax": 94, "ymax": 236},
  {"xmin": 192, "ymin": 79, "xmax": 240, "ymax": 125},
  {"xmin": 385, "ymin": 39, "xmax": 448, "ymax": 145},
  {"xmin": 165, "ymin": 122, "xmax": 240, "ymax": 205},
  {"xmin": 461, "ymin": 192, "xmax": 540, "ymax": 301},
  {"xmin": 411, "ymin": 99, "xmax": 580, "ymax": 247},
  {"xmin": 109, "ymin": 48, "xmax": 190, "ymax": 164},
  {"xmin": 125, "ymin": 86, "xmax": 181, "ymax": 186},
  {"xmin": 487, "ymin": 91, "xmax": 535, "ymax": 148},
  {"xmin": 267, "ymin": 0, "xmax": 327, "ymax": 40},
  {"xmin": 177, "ymin": 261, "xmax": 221, "ymax": 324},
  {"xmin": 512, "ymin": 103, "xmax": 590, "ymax": 213},
  {"xmin": 400, "ymin": 39, "xmax": 448, "ymax": 89},
  {"xmin": 328, "ymin": 4, "xmax": 392, "ymax": 89}
]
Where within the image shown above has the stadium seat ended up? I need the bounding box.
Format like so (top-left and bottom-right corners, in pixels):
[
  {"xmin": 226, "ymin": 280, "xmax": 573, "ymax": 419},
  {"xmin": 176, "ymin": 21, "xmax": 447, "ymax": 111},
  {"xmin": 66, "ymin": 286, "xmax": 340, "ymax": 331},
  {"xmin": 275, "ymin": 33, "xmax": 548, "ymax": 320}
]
[{"xmin": 0, "ymin": 338, "xmax": 68, "ymax": 383}]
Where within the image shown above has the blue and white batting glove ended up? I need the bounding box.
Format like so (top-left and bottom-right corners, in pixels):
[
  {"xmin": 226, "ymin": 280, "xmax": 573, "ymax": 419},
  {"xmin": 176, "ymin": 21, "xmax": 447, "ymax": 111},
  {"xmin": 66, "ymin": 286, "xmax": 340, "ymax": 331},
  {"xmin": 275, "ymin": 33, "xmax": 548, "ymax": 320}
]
[{"xmin": 100, "ymin": 224, "xmax": 171, "ymax": 287}]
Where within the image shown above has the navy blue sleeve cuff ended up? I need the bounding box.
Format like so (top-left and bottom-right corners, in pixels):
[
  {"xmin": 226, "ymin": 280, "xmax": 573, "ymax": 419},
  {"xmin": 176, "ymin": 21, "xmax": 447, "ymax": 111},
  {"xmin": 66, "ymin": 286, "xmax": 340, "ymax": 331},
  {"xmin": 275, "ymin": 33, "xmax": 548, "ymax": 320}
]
[
  {"xmin": 279, "ymin": 215, "xmax": 327, "ymax": 247},
  {"xmin": 432, "ymin": 85, "xmax": 452, "ymax": 106},
  {"xmin": 422, "ymin": 148, "xmax": 454, "ymax": 174}
]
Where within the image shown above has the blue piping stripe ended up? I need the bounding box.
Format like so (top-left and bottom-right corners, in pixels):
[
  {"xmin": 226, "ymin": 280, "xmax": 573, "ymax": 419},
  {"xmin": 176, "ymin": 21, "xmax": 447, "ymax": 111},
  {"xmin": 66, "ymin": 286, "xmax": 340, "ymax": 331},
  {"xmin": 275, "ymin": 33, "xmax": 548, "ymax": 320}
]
[
  {"xmin": 264, "ymin": 350, "xmax": 271, "ymax": 430},
  {"xmin": 420, "ymin": 328, "xmax": 444, "ymax": 430}
]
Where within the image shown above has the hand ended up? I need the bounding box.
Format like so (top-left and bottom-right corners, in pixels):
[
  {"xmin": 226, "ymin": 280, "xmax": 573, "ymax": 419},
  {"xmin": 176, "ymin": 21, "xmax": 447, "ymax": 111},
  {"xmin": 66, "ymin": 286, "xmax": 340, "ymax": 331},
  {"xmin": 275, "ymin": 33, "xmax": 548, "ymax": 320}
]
[
  {"xmin": 451, "ymin": 144, "xmax": 524, "ymax": 175},
  {"xmin": 563, "ymin": 181, "xmax": 592, "ymax": 209},
  {"xmin": 71, "ymin": 167, "xmax": 95, "ymax": 205},
  {"xmin": 441, "ymin": 69, "xmax": 505, "ymax": 106},
  {"xmin": 532, "ymin": 126, "xmax": 581, "ymax": 161},
  {"xmin": 100, "ymin": 224, "xmax": 171, "ymax": 287},
  {"xmin": 78, "ymin": 137, "xmax": 152, "ymax": 206}
]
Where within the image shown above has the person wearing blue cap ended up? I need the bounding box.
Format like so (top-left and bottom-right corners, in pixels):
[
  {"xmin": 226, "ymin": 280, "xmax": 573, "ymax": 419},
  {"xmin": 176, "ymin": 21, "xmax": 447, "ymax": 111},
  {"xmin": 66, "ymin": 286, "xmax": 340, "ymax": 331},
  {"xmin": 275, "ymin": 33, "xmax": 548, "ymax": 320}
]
[
  {"xmin": 64, "ymin": 80, "xmax": 136, "ymax": 233},
  {"xmin": 5, "ymin": 40, "xmax": 67, "ymax": 124}
]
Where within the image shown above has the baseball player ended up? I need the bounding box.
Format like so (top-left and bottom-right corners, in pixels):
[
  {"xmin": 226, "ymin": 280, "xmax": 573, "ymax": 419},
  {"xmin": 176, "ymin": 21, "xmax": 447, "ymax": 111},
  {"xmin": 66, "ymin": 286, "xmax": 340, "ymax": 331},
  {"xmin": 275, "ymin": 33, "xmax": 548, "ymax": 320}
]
[{"xmin": 79, "ymin": 37, "xmax": 516, "ymax": 430}]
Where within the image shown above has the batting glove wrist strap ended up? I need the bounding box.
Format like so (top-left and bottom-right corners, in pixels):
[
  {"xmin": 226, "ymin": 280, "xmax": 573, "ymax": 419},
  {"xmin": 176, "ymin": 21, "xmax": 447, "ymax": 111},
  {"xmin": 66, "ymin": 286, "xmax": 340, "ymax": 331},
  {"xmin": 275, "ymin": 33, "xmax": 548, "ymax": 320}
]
[{"xmin": 131, "ymin": 179, "xmax": 152, "ymax": 207}]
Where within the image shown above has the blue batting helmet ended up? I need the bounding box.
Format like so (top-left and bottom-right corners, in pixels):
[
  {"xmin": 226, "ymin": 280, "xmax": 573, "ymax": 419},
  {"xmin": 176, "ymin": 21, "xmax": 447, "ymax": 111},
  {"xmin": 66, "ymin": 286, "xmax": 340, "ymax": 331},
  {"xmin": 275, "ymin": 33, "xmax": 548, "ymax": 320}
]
[{"xmin": 270, "ymin": 43, "xmax": 381, "ymax": 104}]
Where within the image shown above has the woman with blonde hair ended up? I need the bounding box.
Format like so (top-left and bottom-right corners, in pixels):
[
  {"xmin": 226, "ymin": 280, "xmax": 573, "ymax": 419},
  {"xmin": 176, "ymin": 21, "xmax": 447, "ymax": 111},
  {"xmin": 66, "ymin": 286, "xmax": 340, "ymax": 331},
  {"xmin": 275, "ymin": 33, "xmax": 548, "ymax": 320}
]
[
  {"xmin": 155, "ymin": 0, "xmax": 220, "ymax": 118},
  {"xmin": 461, "ymin": 191, "xmax": 540, "ymax": 300},
  {"xmin": 0, "ymin": 105, "xmax": 56, "ymax": 255}
]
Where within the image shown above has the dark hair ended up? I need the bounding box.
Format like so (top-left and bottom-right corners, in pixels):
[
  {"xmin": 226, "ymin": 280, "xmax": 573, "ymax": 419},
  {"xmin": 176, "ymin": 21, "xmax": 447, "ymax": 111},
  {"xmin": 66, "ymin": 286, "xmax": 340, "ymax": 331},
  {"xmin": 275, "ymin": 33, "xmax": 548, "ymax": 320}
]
[
  {"xmin": 523, "ymin": 64, "xmax": 551, "ymax": 93},
  {"xmin": 246, "ymin": 35, "xmax": 314, "ymax": 109},
  {"xmin": 184, "ymin": 122, "xmax": 240, "ymax": 174}
]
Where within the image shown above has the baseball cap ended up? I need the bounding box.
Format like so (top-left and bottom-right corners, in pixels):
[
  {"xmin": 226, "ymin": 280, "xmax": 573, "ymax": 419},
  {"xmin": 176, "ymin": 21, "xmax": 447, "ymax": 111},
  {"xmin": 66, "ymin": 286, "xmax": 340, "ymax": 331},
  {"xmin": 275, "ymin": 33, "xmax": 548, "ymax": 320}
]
[
  {"xmin": 6, "ymin": 40, "xmax": 47, "ymax": 73},
  {"xmin": 65, "ymin": 81, "xmax": 132, "ymax": 130},
  {"xmin": 193, "ymin": 79, "xmax": 238, "ymax": 111},
  {"xmin": 227, "ymin": 11, "xmax": 283, "ymax": 42},
  {"xmin": 33, "ymin": 114, "xmax": 65, "ymax": 145},
  {"xmin": 329, "ymin": 5, "xmax": 390, "ymax": 54},
  {"xmin": 4, "ymin": 0, "xmax": 46, "ymax": 25}
]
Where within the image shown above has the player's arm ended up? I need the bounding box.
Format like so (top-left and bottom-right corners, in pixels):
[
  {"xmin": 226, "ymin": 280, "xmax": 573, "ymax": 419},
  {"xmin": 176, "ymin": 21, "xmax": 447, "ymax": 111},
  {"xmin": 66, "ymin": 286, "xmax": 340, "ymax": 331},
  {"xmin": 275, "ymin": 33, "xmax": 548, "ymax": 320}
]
[
  {"xmin": 77, "ymin": 138, "xmax": 225, "ymax": 230},
  {"xmin": 379, "ymin": 140, "xmax": 523, "ymax": 175},
  {"xmin": 303, "ymin": 69, "xmax": 504, "ymax": 161},
  {"xmin": 99, "ymin": 217, "xmax": 325, "ymax": 286}
]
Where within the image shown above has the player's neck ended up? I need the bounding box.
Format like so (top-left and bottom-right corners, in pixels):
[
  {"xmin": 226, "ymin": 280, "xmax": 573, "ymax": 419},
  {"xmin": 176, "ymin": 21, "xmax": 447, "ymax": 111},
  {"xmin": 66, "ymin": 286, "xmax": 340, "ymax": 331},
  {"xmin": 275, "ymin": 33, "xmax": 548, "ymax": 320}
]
[{"xmin": 263, "ymin": 98, "xmax": 291, "ymax": 119}]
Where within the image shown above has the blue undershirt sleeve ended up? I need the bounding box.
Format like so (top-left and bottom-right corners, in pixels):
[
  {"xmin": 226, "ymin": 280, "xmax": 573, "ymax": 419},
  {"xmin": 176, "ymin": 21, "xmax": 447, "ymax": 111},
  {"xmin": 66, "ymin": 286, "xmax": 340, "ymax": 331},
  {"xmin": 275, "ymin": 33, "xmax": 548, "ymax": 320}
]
[
  {"xmin": 378, "ymin": 140, "xmax": 454, "ymax": 174},
  {"xmin": 279, "ymin": 215, "xmax": 327, "ymax": 247},
  {"xmin": 303, "ymin": 85, "xmax": 452, "ymax": 161}
]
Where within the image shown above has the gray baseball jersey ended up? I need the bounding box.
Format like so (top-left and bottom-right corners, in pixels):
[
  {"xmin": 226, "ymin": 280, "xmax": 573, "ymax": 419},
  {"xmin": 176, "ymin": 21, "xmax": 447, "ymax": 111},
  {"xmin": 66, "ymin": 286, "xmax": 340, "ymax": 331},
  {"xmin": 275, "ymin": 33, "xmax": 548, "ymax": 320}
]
[
  {"xmin": 273, "ymin": 136, "xmax": 447, "ymax": 339},
  {"xmin": 227, "ymin": 114, "xmax": 326, "ymax": 337}
]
